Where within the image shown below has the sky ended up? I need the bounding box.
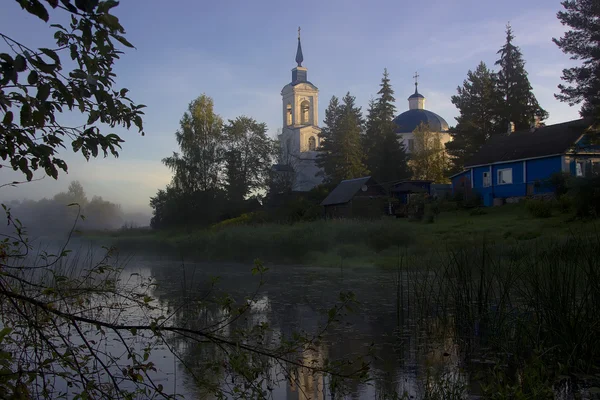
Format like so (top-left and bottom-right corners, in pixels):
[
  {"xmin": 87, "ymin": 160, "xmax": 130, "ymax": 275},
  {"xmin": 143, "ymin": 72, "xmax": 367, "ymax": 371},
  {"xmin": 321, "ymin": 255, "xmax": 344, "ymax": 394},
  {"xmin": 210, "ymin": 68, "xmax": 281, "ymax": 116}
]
[{"xmin": 0, "ymin": 0, "xmax": 581, "ymax": 214}]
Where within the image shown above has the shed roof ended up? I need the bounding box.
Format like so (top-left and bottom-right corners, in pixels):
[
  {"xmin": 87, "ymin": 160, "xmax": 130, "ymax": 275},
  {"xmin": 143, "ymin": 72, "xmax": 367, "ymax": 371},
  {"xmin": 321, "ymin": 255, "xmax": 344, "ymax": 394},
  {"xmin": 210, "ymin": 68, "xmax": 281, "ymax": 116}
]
[
  {"xmin": 321, "ymin": 176, "xmax": 375, "ymax": 206},
  {"xmin": 465, "ymin": 118, "xmax": 592, "ymax": 167}
]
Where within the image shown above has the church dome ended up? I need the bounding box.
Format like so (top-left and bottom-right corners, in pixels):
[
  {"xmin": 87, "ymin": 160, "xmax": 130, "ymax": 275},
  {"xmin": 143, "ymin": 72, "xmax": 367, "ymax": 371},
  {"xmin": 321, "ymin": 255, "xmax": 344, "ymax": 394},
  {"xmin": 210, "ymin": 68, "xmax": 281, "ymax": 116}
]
[{"xmin": 393, "ymin": 109, "xmax": 449, "ymax": 133}]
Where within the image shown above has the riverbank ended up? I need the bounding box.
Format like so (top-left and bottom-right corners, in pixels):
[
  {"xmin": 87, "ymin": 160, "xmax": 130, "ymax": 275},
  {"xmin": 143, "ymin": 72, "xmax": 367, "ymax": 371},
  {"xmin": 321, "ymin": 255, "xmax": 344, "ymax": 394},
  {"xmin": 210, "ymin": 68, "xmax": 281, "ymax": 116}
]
[{"xmin": 84, "ymin": 203, "xmax": 598, "ymax": 267}]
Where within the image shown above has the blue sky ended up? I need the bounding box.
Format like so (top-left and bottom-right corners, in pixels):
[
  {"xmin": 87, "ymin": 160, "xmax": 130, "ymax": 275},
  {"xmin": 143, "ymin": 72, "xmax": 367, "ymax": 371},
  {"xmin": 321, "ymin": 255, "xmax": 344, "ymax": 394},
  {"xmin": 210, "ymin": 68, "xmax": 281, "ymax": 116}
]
[{"xmin": 0, "ymin": 0, "xmax": 581, "ymax": 213}]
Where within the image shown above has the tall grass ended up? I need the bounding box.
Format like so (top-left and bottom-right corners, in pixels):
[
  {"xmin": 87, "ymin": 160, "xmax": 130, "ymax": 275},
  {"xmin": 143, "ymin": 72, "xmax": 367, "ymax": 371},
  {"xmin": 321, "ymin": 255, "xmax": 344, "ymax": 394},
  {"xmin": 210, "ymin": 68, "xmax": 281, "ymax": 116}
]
[
  {"xmin": 408, "ymin": 233, "xmax": 600, "ymax": 395},
  {"xmin": 113, "ymin": 219, "xmax": 415, "ymax": 264}
]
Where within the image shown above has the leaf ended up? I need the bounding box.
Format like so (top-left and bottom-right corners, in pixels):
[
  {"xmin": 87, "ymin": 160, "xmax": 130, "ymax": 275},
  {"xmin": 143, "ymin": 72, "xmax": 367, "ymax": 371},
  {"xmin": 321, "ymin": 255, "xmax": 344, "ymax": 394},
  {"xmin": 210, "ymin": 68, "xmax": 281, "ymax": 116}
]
[
  {"xmin": 37, "ymin": 84, "xmax": 51, "ymax": 101},
  {"xmin": 14, "ymin": 55, "xmax": 27, "ymax": 72},
  {"xmin": 97, "ymin": 0, "xmax": 119, "ymax": 13},
  {"xmin": 20, "ymin": 103, "xmax": 31, "ymax": 126},
  {"xmin": 22, "ymin": 0, "xmax": 50, "ymax": 22},
  {"xmin": 39, "ymin": 48, "xmax": 60, "ymax": 65},
  {"xmin": 27, "ymin": 70, "xmax": 38, "ymax": 85},
  {"xmin": 99, "ymin": 13, "xmax": 121, "ymax": 30},
  {"xmin": 60, "ymin": 0, "xmax": 78, "ymax": 12},
  {"xmin": 2, "ymin": 111, "xmax": 13, "ymax": 125},
  {"xmin": 114, "ymin": 34, "xmax": 134, "ymax": 48}
]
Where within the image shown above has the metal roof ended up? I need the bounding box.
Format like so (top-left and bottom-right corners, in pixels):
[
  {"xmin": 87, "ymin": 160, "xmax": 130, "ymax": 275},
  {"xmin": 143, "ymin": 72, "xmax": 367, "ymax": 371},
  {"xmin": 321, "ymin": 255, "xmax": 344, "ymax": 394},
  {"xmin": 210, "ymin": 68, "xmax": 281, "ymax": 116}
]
[
  {"xmin": 321, "ymin": 176, "xmax": 374, "ymax": 206},
  {"xmin": 393, "ymin": 109, "xmax": 449, "ymax": 133},
  {"xmin": 464, "ymin": 118, "xmax": 592, "ymax": 167}
]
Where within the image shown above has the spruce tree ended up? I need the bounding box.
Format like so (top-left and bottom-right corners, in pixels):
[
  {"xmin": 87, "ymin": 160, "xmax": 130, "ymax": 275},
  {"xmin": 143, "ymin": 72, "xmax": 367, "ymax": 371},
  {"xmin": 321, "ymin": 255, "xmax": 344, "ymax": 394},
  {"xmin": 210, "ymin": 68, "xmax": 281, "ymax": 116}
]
[
  {"xmin": 495, "ymin": 24, "xmax": 548, "ymax": 131},
  {"xmin": 364, "ymin": 69, "xmax": 410, "ymax": 183},
  {"xmin": 316, "ymin": 93, "xmax": 368, "ymax": 183},
  {"xmin": 553, "ymin": 0, "xmax": 600, "ymax": 122},
  {"xmin": 447, "ymin": 62, "xmax": 504, "ymax": 171}
]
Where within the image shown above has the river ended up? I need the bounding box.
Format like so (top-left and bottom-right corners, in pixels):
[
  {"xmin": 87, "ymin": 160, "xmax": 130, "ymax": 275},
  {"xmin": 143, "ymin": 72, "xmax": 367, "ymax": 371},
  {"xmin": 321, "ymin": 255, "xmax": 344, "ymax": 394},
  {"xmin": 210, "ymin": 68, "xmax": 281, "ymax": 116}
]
[{"xmin": 114, "ymin": 250, "xmax": 468, "ymax": 400}]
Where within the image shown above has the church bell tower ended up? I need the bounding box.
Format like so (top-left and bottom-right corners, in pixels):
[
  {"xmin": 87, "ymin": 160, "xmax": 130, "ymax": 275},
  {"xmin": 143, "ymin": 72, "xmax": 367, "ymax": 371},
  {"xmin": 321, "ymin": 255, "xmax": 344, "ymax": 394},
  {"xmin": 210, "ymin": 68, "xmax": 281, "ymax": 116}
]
[{"xmin": 278, "ymin": 27, "xmax": 323, "ymax": 191}]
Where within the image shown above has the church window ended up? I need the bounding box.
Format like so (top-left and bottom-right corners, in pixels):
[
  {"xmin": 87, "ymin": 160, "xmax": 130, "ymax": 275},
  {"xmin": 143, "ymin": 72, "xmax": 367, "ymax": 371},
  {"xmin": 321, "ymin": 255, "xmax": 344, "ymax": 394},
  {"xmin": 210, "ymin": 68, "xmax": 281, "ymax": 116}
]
[
  {"xmin": 308, "ymin": 136, "xmax": 316, "ymax": 151},
  {"xmin": 286, "ymin": 104, "xmax": 292, "ymax": 126},
  {"xmin": 300, "ymin": 100, "xmax": 310, "ymax": 124},
  {"xmin": 408, "ymin": 139, "xmax": 415, "ymax": 152}
]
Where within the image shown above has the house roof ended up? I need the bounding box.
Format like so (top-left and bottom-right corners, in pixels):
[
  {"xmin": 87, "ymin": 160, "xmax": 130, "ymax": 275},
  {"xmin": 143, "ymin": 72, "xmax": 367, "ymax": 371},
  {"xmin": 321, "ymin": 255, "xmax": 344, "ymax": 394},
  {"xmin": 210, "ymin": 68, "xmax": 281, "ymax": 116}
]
[
  {"xmin": 464, "ymin": 118, "xmax": 593, "ymax": 167},
  {"xmin": 321, "ymin": 176, "xmax": 376, "ymax": 206},
  {"xmin": 390, "ymin": 180, "xmax": 433, "ymax": 194}
]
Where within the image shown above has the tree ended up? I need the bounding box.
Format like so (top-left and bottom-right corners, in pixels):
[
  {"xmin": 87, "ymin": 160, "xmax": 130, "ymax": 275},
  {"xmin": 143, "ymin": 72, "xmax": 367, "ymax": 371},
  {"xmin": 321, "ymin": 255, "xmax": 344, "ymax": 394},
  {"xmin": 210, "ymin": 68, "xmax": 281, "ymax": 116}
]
[
  {"xmin": 162, "ymin": 94, "xmax": 224, "ymax": 194},
  {"xmin": 409, "ymin": 123, "xmax": 450, "ymax": 182},
  {"xmin": 0, "ymin": 3, "xmax": 369, "ymax": 399},
  {"xmin": 0, "ymin": 0, "xmax": 145, "ymax": 181},
  {"xmin": 364, "ymin": 69, "xmax": 410, "ymax": 183},
  {"xmin": 495, "ymin": 24, "xmax": 548, "ymax": 131},
  {"xmin": 553, "ymin": 0, "xmax": 600, "ymax": 122},
  {"xmin": 447, "ymin": 62, "xmax": 504, "ymax": 171},
  {"xmin": 223, "ymin": 116, "xmax": 273, "ymax": 203},
  {"xmin": 316, "ymin": 93, "xmax": 368, "ymax": 184}
]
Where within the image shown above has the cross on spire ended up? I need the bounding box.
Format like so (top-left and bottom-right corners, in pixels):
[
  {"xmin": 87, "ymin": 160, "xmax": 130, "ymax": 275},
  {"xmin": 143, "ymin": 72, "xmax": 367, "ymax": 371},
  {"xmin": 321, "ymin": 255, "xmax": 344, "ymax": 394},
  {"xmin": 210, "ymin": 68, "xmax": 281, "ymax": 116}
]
[
  {"xmin": 295, "ymin": 26, "xmax": 304, "ymax": 67},
  {"xmin": 413, "ymin": 71, "xmax": 420, "ymax": 93}
]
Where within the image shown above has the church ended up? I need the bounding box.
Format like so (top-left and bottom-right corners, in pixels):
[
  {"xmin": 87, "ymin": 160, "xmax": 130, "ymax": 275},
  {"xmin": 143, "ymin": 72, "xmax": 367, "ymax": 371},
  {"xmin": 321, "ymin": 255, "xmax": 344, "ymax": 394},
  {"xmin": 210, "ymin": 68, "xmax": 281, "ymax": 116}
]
[{"xmin": 275, "ymin": 30, "xmax": 450, "ymax": 192}]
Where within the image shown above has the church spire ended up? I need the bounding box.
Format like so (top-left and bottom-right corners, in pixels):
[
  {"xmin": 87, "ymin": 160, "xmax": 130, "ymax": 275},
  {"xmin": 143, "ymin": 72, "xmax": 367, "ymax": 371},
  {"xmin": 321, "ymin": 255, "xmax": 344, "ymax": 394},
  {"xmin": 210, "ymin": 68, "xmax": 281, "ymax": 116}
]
[
  {"xmin": 408, "ymin": 71, "xmax": 425, "ymax": 110},
  {"xmin": 413, "ymin": 71, "xmax": 420, "ymax": 95},
  {"xmin": 295, "ymin": 26, "xmax": 304, "ymax": 67}
]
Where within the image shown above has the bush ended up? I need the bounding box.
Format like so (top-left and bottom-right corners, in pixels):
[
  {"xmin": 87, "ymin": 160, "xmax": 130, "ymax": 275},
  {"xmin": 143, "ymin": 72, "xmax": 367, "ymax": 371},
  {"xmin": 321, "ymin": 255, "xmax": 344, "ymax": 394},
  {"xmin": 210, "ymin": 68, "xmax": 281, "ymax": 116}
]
[
  {"xmin": 526, "ymin": 199, "xmax": 552, "ymax": 218},
  {"xmin": 569, "ymin": 176, "xmax": 600, "ymax": 218},
  {"xmin": 556, "ymin": 195, "xmax": 572, "ymax": 214},
  {"xmin": 469, "ymin": 207, "xmax": 487, "ymax": 216}
]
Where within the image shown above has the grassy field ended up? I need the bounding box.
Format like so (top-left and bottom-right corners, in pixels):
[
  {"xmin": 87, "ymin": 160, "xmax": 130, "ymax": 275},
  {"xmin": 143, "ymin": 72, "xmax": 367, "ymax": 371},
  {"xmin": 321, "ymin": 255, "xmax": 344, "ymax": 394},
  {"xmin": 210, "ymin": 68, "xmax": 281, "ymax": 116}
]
[{"xmin": 86, "ymin": 203, "xmax": 599, "ymax": 267}]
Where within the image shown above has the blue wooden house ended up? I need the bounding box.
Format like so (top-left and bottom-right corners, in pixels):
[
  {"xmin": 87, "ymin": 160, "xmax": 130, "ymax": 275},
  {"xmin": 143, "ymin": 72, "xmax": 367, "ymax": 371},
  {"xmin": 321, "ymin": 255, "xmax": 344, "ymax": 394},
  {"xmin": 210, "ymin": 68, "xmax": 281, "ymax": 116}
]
[{"xmin": 451, "ymin": 119, "xmax": 600, "ymax": 207}]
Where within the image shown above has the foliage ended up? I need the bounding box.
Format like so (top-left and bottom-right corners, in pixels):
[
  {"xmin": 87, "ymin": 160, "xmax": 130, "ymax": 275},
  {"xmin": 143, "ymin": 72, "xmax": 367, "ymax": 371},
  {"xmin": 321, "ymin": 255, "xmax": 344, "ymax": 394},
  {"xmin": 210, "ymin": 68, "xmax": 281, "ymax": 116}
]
[
  {"xmin": 447, "ymin": 62, "xmax": 504, "ymax": 172},
  {"xmin": 316, "ymin": 93, "xmax": 368, "ymax": 184},
  {"xmin": 363, "ymin": 69, "xmax": 410, "ymax": 183},
  {"xmin": 568, "ymin": 175, "xmax": 600, "ymax": 218},
  {"xmin": 495, "ymin": 24, "xmax": 548, "ymax": 131},
  {"xmin": 0, "ymin": 0, "xmax": 145, "ymax": 180},
  {"xmin": 526, "ymin": 199, "xmax": 553, "ymax": 218},
  {"xmin": 553, "ymin": 0, "xmax": 600, "ymax": 122},
  {"xmin": 162, "ymin": 94, "xmax": 224, "ymax": 193},
  {"xmin": 223, "ymin": 116, "xmax": 274, "ymax": 203},
  {"xmin": 154, "ymin": 96, "xmax": 273, "ymax": 229},
  {"xmin": 409, "ymin": 123, "xmax": 450, "ymax": 182}
]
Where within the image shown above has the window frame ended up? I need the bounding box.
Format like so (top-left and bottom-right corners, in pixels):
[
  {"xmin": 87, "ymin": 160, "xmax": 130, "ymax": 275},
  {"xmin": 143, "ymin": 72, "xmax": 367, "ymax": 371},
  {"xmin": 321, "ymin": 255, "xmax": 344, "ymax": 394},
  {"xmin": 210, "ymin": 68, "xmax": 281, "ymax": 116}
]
[
  {"xmin": 482, "ymin": 172, "xmax": 491, "ymax": 187},
  {"xmin": 308, "ymin": 136, "xmax": 316, "ymax": 151},
  {"xmin": 497, "ymin": 168, "xmax": 513, "ymax": 185}
]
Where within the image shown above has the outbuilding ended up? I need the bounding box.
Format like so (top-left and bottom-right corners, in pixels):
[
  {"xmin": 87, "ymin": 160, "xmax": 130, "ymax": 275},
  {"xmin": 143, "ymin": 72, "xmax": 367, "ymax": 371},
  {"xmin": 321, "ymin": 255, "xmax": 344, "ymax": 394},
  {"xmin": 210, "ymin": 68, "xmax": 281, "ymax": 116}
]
[{"xmin": 321, "ymin": 176, "xmax": 387, "ymax": 218}]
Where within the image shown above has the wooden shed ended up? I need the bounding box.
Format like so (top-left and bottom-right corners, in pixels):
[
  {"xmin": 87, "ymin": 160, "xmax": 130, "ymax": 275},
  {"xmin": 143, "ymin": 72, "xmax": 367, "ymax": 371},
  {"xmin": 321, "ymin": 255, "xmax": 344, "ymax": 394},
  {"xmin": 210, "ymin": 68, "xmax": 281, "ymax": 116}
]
[{"xmin": 321, "ymin": 176, "xmax": 387, "ymax": 219}]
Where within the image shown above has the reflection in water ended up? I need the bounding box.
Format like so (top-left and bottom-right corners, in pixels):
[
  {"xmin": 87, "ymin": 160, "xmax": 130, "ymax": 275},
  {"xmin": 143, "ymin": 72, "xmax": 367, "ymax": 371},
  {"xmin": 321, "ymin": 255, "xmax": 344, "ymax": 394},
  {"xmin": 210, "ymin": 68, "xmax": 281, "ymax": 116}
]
[{"xmin": 139, "ymin": 257, "xmax": 466, "ymax": 399}]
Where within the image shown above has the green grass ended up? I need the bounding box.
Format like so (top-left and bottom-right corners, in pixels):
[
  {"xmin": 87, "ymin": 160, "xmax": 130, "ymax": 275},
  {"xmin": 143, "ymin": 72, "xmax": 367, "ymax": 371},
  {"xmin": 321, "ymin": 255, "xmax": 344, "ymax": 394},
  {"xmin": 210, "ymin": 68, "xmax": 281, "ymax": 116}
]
[{"xmin": 86, "ymin": 203, "xmax": 598, "ymax": 267}]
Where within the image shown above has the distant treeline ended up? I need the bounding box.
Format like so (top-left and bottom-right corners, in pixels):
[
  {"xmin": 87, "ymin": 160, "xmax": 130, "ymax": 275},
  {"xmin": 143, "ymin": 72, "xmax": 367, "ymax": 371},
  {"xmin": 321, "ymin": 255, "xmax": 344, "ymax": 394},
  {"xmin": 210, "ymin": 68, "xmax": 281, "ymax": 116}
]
[{"xmin": 2, "ymin": 181, "xmax": 149, "ymax": 237}]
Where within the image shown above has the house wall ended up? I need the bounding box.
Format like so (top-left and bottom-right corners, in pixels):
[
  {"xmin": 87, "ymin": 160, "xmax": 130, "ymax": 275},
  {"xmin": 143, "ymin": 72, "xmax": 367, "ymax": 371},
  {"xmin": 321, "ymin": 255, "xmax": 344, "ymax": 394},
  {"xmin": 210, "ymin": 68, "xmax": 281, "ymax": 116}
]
[
  {"xmin": 451, "ymin": 171, "xmax": 471, "ymax": 196},
  {"xmin": 526, "ymin": 156, "xmax": 563, "ymax": 194}
]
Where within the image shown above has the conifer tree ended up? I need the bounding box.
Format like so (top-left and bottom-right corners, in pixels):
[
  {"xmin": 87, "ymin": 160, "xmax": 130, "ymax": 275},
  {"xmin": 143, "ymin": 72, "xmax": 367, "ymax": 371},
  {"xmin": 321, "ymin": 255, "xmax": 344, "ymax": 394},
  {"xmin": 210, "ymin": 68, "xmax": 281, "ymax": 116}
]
[
  {"xmin": 553, "ymin": 0, "xmax": 600, "ymax": 122},
  {"xmin": 364, "ymin": 69, "xmax": 410, "ymax": 183},
  {"xmin": 317, "ymin": 93, "xmax": 368, "ymax": 183},
  {"xmin": 495, "ymin": 24, "xmax": 548, "ymax": 131},
  {"xmin": 447, "ymin": 62, "xmax": 504, "ymax": 171}
]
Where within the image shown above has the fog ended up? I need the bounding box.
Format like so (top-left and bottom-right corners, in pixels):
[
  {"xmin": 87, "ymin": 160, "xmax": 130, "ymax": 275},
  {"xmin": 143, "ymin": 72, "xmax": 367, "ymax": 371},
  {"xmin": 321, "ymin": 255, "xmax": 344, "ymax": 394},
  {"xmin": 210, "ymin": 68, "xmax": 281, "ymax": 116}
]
[{"xmin": 0, "ymin": 180, "xmax": 151, "ymax": 238}]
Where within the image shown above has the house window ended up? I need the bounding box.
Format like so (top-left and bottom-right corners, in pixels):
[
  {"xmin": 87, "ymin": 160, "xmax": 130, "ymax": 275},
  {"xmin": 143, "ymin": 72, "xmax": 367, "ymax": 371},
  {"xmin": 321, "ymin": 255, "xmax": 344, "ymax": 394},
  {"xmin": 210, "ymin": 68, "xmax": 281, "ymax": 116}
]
[
  {"xmin": 286, "ymin": 104, "xmax": 292, "ymax": 126},
  {"xmin": 483, "ymin": 172, "xmax": 491, "ymax": 187},
  {"xmin": 498, "ymin": 168, "xmax": 513, "ymax": 185},
  {"xmin": 300, "ymin": 100, "xmax": 310, "ymax": 124},
  {"xmin": 308, "ymin": 136, "xmax": 316, "ymax": 151},
  {"xmin": 576, "ymin": 161, "xmax": 585, "ymax": 177},
  {"xmin": 408, "ymin": 139, "xmax": 415, "ymax": 152}
]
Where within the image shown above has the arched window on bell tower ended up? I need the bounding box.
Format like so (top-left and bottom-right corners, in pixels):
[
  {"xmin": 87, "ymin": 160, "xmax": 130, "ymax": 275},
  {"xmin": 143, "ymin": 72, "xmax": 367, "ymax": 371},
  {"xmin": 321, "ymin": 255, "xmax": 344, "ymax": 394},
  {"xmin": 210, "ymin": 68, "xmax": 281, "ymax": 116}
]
[
  {"xmin": 286, "ymin": 104, "xmax": 292, "ymax": 126},
  {"xmin": 308, "ymin": 136, "xmax": 316, "ymax": 151},
  {"xmin": 300, "ymin": 100, "xmax": 310, "ymax": 125}
]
